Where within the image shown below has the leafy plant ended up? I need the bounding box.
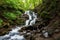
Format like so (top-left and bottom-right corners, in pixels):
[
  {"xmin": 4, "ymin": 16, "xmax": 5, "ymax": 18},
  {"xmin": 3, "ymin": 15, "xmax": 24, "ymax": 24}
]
[
  {"xmin": 3, "ymin": 12, "xmax": 17, "ymax": 20},
  {"xmin": 0, "ymin": 0, "xmax": 42, "ymax": 10},
  {"xmin": 15, "ymin": 11, "xmax": 22, "ymax": 16}
]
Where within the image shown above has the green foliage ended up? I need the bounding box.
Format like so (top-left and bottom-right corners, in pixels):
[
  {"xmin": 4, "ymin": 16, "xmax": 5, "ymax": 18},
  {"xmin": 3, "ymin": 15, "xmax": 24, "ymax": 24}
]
[
  {"xmin": 15, "ymin": 11, "xmax": 22, "ymax": 16},
  {"xmin": 0, "ymin": 0, "xmax": 42, "ymax": 10},
  {"xmin": 3, "ymin": 12, "xmax": 17, "ymax": 20},
  {"xmin": 0, "ymin": 19, "xmax": 3, "ymax": 26}
]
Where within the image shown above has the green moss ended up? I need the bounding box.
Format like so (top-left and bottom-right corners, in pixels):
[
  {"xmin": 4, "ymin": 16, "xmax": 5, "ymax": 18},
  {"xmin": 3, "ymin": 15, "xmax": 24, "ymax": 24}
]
[{"xmin": 3, "ymin": 12, "xmax": 17, "ymax": 20}]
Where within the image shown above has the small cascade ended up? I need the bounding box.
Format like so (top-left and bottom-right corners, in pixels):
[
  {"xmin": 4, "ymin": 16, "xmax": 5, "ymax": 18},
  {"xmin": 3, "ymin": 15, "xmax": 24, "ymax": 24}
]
[
  {"xmin": 0, "ymin": 26, "xmax": 25, "ymax": 40},
  {"xmin": 24, "ymin": 10, "xmax": 37, "ymax": 26},
  {"xmin": 0, "ymin": 10, "xmax": 37, "ymax": 40}
]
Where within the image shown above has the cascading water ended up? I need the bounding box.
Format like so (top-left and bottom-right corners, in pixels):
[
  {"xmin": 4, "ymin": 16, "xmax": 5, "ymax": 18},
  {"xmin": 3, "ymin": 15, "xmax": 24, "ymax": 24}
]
[
  {"xmin": 0, "ymin": 26, "xmax": 25, "ymax": 40},
  {"xmin": 24, "ymin": 10, "xmax": 37, "ymax": 26},
  {"xmin": 0, "ymin": 10, "xmax": 37, "ymax": 40}
]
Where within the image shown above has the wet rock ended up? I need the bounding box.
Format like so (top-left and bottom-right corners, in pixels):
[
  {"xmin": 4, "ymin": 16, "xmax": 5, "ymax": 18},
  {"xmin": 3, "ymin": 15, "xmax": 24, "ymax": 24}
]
[
  {"xmin": 42, "ymin": 30, "xmax": 49, "ymax": 38},
  {"xmin": 55, "ymin": 29, "xmax": 60, "ymax": 33}
]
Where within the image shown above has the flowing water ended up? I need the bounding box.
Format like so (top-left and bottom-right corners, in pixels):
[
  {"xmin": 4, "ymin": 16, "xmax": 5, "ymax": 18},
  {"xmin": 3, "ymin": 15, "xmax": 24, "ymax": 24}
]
[
  {"xmin": 0, "ymin": 10, "xmax": 37, "ymax": 40},
  {"xmin": 24, "ymin": 10, "xmax": 37, "ymax": 26}
]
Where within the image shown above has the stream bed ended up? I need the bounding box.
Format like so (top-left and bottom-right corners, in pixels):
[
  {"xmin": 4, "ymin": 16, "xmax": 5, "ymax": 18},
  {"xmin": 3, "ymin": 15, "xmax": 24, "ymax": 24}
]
[{"xmin": 0, "ymin": 10, "xmax": 37, "ymax": 40}]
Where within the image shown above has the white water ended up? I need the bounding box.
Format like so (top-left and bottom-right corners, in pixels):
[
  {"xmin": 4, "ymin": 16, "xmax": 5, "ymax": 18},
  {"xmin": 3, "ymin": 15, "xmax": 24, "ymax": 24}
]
[
  {"xmin": 0, "ymin": 10, "xmax": 37, "ymax": 40},
  {"xmin": 24, "ymin": 10, "xmax": 37, "ymax": 26},
  {"xmin": 0, "ymin": 26, "xmax": 25, "ymax": 40}
]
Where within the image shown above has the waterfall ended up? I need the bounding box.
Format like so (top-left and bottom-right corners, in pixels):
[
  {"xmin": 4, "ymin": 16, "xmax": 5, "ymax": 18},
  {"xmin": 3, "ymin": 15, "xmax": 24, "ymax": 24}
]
[
  {"xmin": 24, "ymin": 10, "xmax": 37, "ymax": 26},
  {"xmin": 0, "ymin": 10, "xmax": 37, "ymax": 40}
]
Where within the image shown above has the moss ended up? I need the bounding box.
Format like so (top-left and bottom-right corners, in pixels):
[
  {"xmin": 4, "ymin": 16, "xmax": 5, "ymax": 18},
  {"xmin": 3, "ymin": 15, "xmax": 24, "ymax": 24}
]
[
  {"xmin": 3, "ymin": 12, "xmax": 17, "ymax": 20},
  {"xmin": 0, "ymin": 19, "xmax": 3, "ymax": 27}
]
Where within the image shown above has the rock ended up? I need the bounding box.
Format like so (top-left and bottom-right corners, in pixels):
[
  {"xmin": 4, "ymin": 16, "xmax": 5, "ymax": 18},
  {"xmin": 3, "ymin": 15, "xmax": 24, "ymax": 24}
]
[
  {"xmin": 55, "ymin": 29, "xmax": 60, "ymax": 33},
  {"xmin": 42, "ymin": 30, "xmax": 49, "ymax": 38}
]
